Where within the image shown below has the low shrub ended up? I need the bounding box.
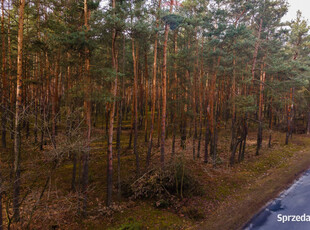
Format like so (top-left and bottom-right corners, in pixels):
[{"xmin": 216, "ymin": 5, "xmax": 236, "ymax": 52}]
[{"xmin": 126, "ymin": 156, "xmax": 201, "ymax": 200}]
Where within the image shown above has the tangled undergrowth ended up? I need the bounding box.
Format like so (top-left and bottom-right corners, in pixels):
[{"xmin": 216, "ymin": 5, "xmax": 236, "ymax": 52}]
[{"xmin": 122, "ymin": 155, "xmax": 202, "ymax": 203}]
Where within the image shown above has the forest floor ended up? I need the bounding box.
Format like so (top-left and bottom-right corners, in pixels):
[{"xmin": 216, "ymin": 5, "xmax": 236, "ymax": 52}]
[
  {"xmin": 99, "ymin": 132, "xmax": 310, "ymax": 230},
  {"xmin": 2, "ymin": 125, "xmax": 310, "ymax": 230},
  {"xmin": 84, "ymin": 129, "xmax": 310, "ymax": 230}
]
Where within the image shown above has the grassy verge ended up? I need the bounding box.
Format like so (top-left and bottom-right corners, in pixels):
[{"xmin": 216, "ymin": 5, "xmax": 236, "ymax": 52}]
[{"xmin": 192, "ymin": 135, "xmax": 310, "ymax": 230}]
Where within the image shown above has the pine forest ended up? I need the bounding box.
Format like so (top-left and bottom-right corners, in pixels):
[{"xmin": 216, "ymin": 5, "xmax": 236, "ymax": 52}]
[{"xmin": 0, "ymin": 0, "xmax": 310, "ymax": 229}]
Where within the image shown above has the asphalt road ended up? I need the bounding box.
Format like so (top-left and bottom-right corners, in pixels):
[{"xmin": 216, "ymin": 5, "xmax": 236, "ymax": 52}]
[{"xmin": 244, "ymin": 169, "xmax": 310, "ymax": 230}]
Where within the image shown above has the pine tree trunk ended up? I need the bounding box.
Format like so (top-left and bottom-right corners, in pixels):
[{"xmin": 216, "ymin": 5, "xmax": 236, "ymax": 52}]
[
  {"xmin": 161, "ymin": 2, "xmax": 171, "ymax": 167},
  {"xmin": 116, "ymin": 99, "xmax": 123, "ymax": 198},
  {"xmin": 197, "ymin": 55, "xmax": 204, "ymax": 159},
  {"xmin": 210, "ymin": 56, "xmax": 221, "ymax": 159},
  {"xmin": 81, "ymin": 0, "xmax": 91, "ymax": 215},
  {"xmin": 144, "ymin": 53, "xmax": 149, "ymax": 142},
  {"xmin": 204, "ymin": 118, "xmax": 210, "ymax": 163},
  {"xmin": 241, "ymin": 116, "xmax": 248, "ymax": 162},
  {"xmin": 8, "ymin": 1, "xmax": 14, "ymax": 141},
  {"xmin": 132, "ymin": 39, "xmax": 140, "ymax": 177},
  {"xmin": 0, "ymin": 180, "xmax": 2, "ymax": 230},
  {"xmin": 159, "ymin": 0, "xmax": 173, "ymax": 167},
  {"xmin": 71, "ymin": 152, "xmax": 77, "ymax": 192},
  {"xmin": 307, "ymin": 108, "xmax": 310, "ymax": 135},
  {"xmin": 116, "ymin": 35, "xmax": 126, "ymax": 198},
  {"xmin": 285, "ymin": 89, "xmax": 294, "ymax": 145},
  {"xmin": 230, "ymin": 54, "xmax": 236, "ymax": 151},
  {"xmin": 252, "ymin": 18, "xmax": 263, "ymax": 85},
  {"xmin": 1, "ymin": 0, "xmax": 7, "ymax": 148},
  {"xmin": 268, "ymin": 95, "xmax": 273, "ymax": 148},
  {"xmin": 204, "ymin": 74, "xmax": 210, "ymax": 163},
  {"xmin": 107, "ymin": 0, "xmax": 118, "ymax": 206},
  {"xmin": 192, "ymin": 31, "xmax": 198, "ymax": 160},
  {"xmin": 171, "ymin": 29, "xmax": 178, "ymax": 158},
  {"xmin": 13, "ymin": 0, "xmax": 26, "ymax": 222},
  {"xmin": 51, "ymin": 55, "xmax": 59, "ymax": 148},
  {"xmin": 146, "ymin": 0, "xmax": 161, "ymax": 167},
  {"xmin": 256, "ymin": 62, "xmax": 265, "ymax": 155},
  {"xmin": 128, "ymin": 95, "xmax": 134, "ymax": 149},
  {"xmin": 157, "ymin": 73, "xmax": 161, "ymax": 148}
]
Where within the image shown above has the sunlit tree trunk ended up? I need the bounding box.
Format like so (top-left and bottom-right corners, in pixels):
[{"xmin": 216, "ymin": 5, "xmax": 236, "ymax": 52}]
[
  {"xmin": 161, "ymin": 0, "xmax": 173, "ymax": 168},
  {"xmin": 146, "ymin": 0, "xmax": 161, "ymax": 168},
  {"xmin": 13, "ymin": 0, "xmax": 26, "ymax": 222},
  {"xmin": 144, "ymin": 53, "xmax": 149, "ymax": 143},
  {"xmin": 210, "ymin": 56, "xmax": 221, "ymax": 165},
  {"xmin": 8, "ymin": 0, "xmax": 14, "ymax": 141},
  {"xmin": 132, "ymin": 39, "xmax": 140, "ymax": 176}
]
